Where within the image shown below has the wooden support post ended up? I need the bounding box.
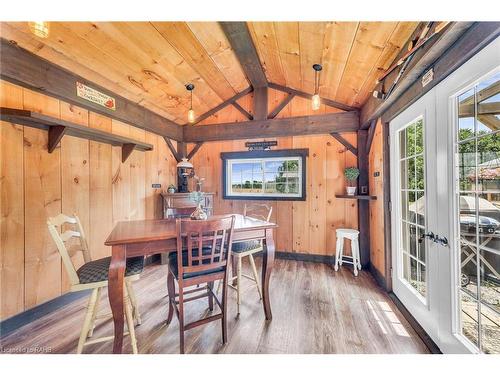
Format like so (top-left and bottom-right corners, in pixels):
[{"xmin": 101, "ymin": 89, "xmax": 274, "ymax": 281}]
[
  {"xmin": 187, "ymin": 142, "xmax": 204, "ymax": 160},
  {"xmin": 48, "ymin": 125, "xmax": 67, "ymax": 153},
  {"xmin": 330, "ymin": 133, "xmax": 358, "ymax": 156},
  {"xmin": 163, "ymin": 137, "xmax": 181, "ymax": 162},
  {"xmin": 177, "ymin": 142, "xmax": 187, "ymax": 160},
  {"xmin": 253, "ymin": 86, "xmax": 268, "ymax": 121},
  {"xmin": 357, "ymin": 129, "xmax": 370, "ymax": 268},
  {"xmin": 366, "ymin": 120, "xmax": 377, "ymax": 153},
  {"xmin": 268, "ymin": 93, "xmax": 295, "ymax": 119}
]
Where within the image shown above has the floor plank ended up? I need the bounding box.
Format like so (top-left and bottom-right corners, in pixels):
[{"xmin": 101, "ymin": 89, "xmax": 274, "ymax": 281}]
[{"xmin": 0, "ymin": 259, "xmax": 429, "ymax": 354}]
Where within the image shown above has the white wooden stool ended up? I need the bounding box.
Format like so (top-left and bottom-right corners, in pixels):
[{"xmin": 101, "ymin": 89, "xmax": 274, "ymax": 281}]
[{"xmin": 334, "ymin": 228, "xmax": 361, "ymax": 276}]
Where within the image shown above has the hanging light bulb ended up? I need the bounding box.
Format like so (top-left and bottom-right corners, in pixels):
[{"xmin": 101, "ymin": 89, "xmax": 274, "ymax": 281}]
[
  {"xmin": 186, "ymin": 83, "xmax": 195, "ymax": 124},
  {"xmin": 311, "ymin": 94, "xmax": 321, "ymax": 111},
  {"xmin": 312, "ymin": 64, "xmax": 322, "ymax": 111},
  {"xmin": 29, "ymin": 21, "xmax": 50, "ymax": 38}
]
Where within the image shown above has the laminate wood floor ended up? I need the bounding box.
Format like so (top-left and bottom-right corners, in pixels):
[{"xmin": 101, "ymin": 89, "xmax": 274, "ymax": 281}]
[{"xmin": 0, "ymin": 259, "xmax": 429, "ymax": 354}]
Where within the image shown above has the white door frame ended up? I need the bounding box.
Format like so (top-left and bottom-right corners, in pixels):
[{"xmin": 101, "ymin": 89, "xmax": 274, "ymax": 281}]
[
  {"xmin": 390, "ymin": 89, "xmax": 440, "ymax": 346},
  {"xmin": 435, "ymin": 36, "xmax": 500, "ymax": 354}
]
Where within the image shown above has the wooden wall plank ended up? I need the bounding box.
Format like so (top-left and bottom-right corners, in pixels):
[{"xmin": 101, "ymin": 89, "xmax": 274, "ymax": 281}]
[
  {"xmin": 0, "ymin": 81, "xmax": 25, "ymax": 319},
  {"xmin": 89, "ymin": 112, "xmax": 113, "ymax": 260},
  {"xmin": 369, "ymin": 120, "xmax": 385, "ymax": 276},
  {"xmin": 129, "ymin": 127, "xmax": 146, "ymax": 220},
  {"xmin": 145, "ymin": 132, "xmax": 160, "ymax": 219},
  {"xmin": 22, "ymin": 89, "xmax": 62, "ymax": 308},
  {"xmin": 111, "ymin": 120, "xmax": 131, "ymax": 224}
]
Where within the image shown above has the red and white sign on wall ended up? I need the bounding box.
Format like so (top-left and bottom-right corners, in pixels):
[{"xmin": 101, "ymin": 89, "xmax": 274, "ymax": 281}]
[{"xmin": 76, "ymin": 82, "xmax": 116, "ymax": 110}]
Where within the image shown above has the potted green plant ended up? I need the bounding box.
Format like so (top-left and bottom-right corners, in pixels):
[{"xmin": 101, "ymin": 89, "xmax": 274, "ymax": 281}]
[
  {"xmin": 189, "ymin": 191, "xmax": 207, "ymax": 220},
  {"xmin": 344, "ymin": 167, "xmax": 360, "ymax": 196},
  {"xmin": 167, "ymin": 184, "xmax": 176, "ymax": 194}
]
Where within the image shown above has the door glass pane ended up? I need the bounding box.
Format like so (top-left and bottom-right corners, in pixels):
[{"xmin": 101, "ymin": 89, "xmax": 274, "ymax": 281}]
[
  {"xmin": 456, "ymin": 71, "xmax": 500, "ymax": 353},
  {"xmin": 398, "ymin": 116, "xmax": 427, "ymax": 298}
]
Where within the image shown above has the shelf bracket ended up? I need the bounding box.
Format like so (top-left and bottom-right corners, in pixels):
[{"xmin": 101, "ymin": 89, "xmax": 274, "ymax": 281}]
[
  {"xmin": 122, "ymin": 143, "xmax": 136, "ymax": 163},
  {"xmin": 48, "ymin": 125, "xmax": 67, "ymax": 153}
]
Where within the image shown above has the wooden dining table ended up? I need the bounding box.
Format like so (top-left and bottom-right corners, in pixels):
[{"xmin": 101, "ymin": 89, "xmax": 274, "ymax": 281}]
[{"xmin": 104, "ymin": 214, "xmax": 277, "ymax": 354}]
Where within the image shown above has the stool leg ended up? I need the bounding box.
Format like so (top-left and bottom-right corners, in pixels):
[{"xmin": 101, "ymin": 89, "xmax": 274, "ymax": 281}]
[
  {"xmin": 126, "ymin": 280, "xmax": 141, "ymax": 326},
  {"xmin": 355, "ymin": 238, "xmax": 362, "ymax": 270},
  {"xmin": 334, "ymin": 236, "xmax": 341, "ymax": 271},
  {"xmin": 352, "ymin": 238, "xmax": 359, "ymax": 276},
  {"xmin": 248, "ymin": 254, "xmax": 263, "ymax": 300}
]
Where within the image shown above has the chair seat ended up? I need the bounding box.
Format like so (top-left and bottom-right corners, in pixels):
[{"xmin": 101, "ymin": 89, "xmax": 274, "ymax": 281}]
[
  {"xmin": 168, "ymin": 249, "xmax": 224, "ymax": 280},
  {"xmin": 77, "ymin": 256, "xmax": 144, "ymax": 284},
  {"xmin": 232, "ymin": 240, "xmax": 262, "ymax": 254}
]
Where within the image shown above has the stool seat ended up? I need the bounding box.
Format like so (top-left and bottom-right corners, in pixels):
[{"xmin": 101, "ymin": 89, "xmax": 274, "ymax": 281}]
[
  {"xmin": 334, "ymin": 228, "xmax": 361, "ymax": 276},
  {"xmin": 336, "ymin": 228, "xmax": 360, "ymax": 239}
]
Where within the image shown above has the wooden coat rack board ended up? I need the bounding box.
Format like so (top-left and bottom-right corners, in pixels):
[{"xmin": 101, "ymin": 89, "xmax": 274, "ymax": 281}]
[{"xmin": 0, "ymin": 107, "xmax": 153, "ymax": 162}]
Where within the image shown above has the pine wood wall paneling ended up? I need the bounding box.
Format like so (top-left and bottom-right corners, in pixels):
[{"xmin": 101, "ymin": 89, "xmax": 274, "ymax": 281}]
[
  {"xmin": 129, "ymin": 127, "xmax": 146, "ymax": 220},
  {"xmin": 145, "ymin": 132, "xmax": 160, "ymax": 219},
  {"xmin": 111, "ymin": 120, "xmax": 131, "ymax": 224},
  {"xmin": 369, "ymin": 120, "xmax": 385, "ymax": 276},
  {"xmin": 22, "ymin": 89, "xmax": 62, "ymax": 309},
  {"xmin": 60, "ymin": 103, "xmax": 90, "ymax": 292},
  {"xmin": 0, "ymin": 81, "xmax": 25, "ymax": 319},
  {"xmin": 89, "ymin": 112, "xmax": 113, "ymax": 260}
]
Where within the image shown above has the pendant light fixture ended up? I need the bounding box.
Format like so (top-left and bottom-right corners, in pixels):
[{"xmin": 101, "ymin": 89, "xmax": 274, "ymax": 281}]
[
  {"xmin": 28, "ymin": 21, "xmax": 50, "ymax": 38},
  {"xmin": 311, "ymin": 64, "xmax": 322, "ymax": 111},
  {"xmin": 186, "ymin": 83, "xmax": 195, "ymax": 124}
]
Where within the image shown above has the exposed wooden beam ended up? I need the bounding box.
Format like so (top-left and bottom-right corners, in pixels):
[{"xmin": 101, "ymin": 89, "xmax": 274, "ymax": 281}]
[
  {"xmin": 178, "ymin": 142, "xmax": 187, "ymax": 160},
  {"xmin": 48, "ymin": 125, "xmax": 67, "ymax": 153},
  {"xmin": 190, "ymin": 87, "xmax": 253, "ymax": 125},
  {"xmin": 232, "ymin": 102, "xmax": 253, "ymax": 120},
  {"xmin": 360, "ymin": 22, "xmax": 478, "ymax": 127},
  {"xmin": 187, "ymin": 142, "xmax": 204, "ymax": 160},
  {"xmin": 163, "ymin": 137, "xmax": 180, "ymax": 162},
  {"xmin": 268, "ymin": 82, "xmax": 356, "ymax": 112},
  {"xmin": 366, "ymin": 120, "xmax": 377, "ymax": 153},
  {"xmin": 379, "ymin": 22, "xmax": 500, "ymax": 124},
  {"xmin": 268, "ymin": 93, "xmax": 295, "ymax": 119},
  {"xmin": 459, "ymin": 102, "xmax": 500, "ymax": 117},
  {"xmin": 253, "ymin": 86, "xmax": 268, "ymax": 120},
  {"xmin": 219, "ymin": 22, "xmax": 268, "ymax": 88},
  {"xmin": 183, "ymin": 111, "xmax": 359, "ymax": 142},
  {"xmin": 330, "ymin": 133, "xmax": 358, "ymax": 156},
  {"xmin": 0, "ymin": 38, "xmax": 183, "ymax": 141}
]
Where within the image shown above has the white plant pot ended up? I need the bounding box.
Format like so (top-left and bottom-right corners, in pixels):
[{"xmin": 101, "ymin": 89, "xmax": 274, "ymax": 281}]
[{"xmin": 346, "ymin": 186, "xmax": 357, "ymax": 196}]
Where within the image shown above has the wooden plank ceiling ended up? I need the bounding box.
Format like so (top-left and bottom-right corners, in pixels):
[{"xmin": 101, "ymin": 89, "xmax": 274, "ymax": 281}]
[{"xmin": 0, "ymin": 21, "xmax": 418, "ymax": 124}]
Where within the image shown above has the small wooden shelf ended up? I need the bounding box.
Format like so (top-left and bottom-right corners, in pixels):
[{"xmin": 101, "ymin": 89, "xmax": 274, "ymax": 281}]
[
  {"xmin": 335, "ymin": 194, "xmax": 377, "ymax": 201},
  {"xmin": 0, "ymin": 107, "xmax": 153, "ymax": 162}
]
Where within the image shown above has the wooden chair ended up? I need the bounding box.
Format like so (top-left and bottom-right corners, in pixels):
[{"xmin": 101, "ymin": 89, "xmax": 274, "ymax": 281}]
[
  {"xmin": 166, "ymin": 215, "xmax": 235, "ymax": 354},
  {"xmin": 47, "ymin": 213, "xmax": 144, "ymax": 354},
  {"xmin": 218, "ymin": 204, "xmax": 272, "ymax": 314}
]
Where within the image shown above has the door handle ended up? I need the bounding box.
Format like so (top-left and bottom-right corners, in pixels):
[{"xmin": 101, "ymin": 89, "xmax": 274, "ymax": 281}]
[
  {"xmin": 434, "ymin": 235, "xmax": 448, "ymax": 246},
  {"xmin": 418, "ymin": 231, "xmax": 435, "ymax": 243}
]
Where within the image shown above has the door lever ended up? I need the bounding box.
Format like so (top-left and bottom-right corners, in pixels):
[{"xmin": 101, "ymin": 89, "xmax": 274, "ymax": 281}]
[
  {"xmin": 434, "ymin": 235, "xmax": 448, "ymax": 246},
  {"xmin": 418, "ymin": 231, "xmax": 435, "ymax": 243}
]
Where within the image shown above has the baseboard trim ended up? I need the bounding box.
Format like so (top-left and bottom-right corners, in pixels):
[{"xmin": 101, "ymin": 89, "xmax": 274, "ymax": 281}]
[
  {"xmin": 274, "ymin": 251, "xmax": 335, "ymax": 264},
  {"xmin": 0, "ymin": 289, "xmax": 91, "ymax": 338},
  {"xmin": 388, "ymin": 292, "xmax": 442, "ymax": 354},
  {"xmin": 0, "ymin": 255, "xmax": 161, "ymax": 338},
  {"xmin": 368, "ymin": 262, "xmax": 388, "ymax": 291}
]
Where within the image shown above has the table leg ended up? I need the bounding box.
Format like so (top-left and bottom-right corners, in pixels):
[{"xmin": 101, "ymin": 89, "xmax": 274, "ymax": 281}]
[
  {"xmin": 109, "ymin": 245, "xmax": 126, "ymax": 354},
  {"xmin": 262, "ymin": 229, "xmax": 275, "ymax": 320}
]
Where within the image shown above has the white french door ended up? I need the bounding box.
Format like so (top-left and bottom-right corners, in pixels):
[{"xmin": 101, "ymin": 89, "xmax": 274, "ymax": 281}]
[{"xmin": 390, "ymin": 37, "xmax": 500, "ymax": 353}]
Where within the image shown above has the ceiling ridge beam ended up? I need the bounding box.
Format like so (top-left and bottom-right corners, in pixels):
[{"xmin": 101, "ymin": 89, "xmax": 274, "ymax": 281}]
[
  {"xmin": 220, "ymin": 22, "xmax": 268, "ymax": 89},
  {"xmin": 183, "ymin": 111, "xmax": 359, "ymax": 142},
  {"xmin": 188, "ymin": 86, "xmax": 253, "ymax": 125},
  {"xmin": 0, "ymin": 38, "xmax": 183, "ymax": 141},
  {"xmin": 268, "ymin": 82, "xmax": 356, "ymax": 112}
]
